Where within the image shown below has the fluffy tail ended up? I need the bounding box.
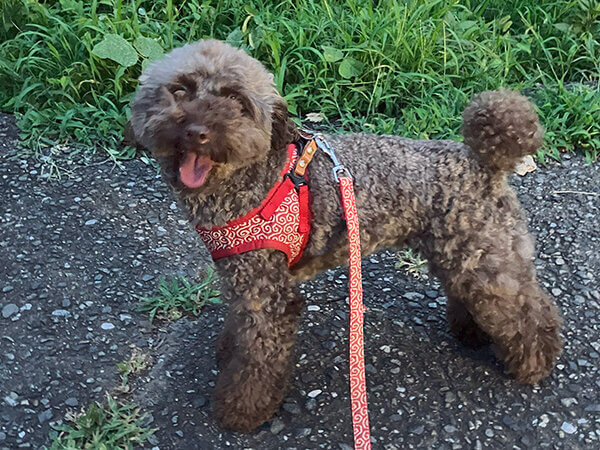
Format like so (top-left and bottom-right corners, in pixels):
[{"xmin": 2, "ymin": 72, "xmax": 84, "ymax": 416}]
[{"xmin": 462, "ymin": 89, "xmax": 543, "ymax": 172}]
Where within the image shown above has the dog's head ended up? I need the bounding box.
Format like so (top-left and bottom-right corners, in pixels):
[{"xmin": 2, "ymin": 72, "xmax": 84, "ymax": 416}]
[{"xmin": 129, "ymin": 40, "xmax": 295, "ymax": 189}]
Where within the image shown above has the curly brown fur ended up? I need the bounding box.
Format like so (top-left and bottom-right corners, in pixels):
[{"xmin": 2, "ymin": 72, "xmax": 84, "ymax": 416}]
[{"xmin": 130, "ymin": 40, "xmax": 563, "ymax": 432}]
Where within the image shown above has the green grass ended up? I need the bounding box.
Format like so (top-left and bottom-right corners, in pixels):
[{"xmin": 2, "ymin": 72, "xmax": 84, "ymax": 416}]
[
  {"xmin": 395, "ymin": 248, "xmax": 429, "ymax": 280},
  {"xmin": 137, "ymin": 270, "xmax": 221, "ymax": 323},
  {"xmin": 1, "ymin": 0, "xmax": 599, "ymax": 162},
  {"xmin": 47, "ymin": 394, "xmax": 155, "ymax": 450},
  {"xmin": 116, "ymin": 347, "xmax": 152, "ymax": 393}
]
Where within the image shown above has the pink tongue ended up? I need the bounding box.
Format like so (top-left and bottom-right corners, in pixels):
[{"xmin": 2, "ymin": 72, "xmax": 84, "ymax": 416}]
[{"xmin": 179, "ymin": 153, "xmax": 213, "ymax": 188}]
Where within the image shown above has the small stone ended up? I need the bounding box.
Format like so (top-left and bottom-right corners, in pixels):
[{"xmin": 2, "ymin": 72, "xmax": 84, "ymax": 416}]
[
  {"xmin": 101, "ymin": 322, "xmax": 115, "ymax": 330},
  {"xmin": 445, "ymin": 392, "xmax": 456, "ymax": 403},
  {"xmin": 4, "ymin": 396, "xmax": 17, "ymax": 407},
  {"xmin": 2, "ymin": 304, "xmax": 18, "ymax": 318},
  {"xmin": 307, "ymin": 305, "xmax": 320, "ymax": 311},
  {"xmin": 584, "ymin": 404, "xmax": 600, "ymax": 412},
  {"xmin": 270, "ymin": 418, "xmax": 285, "ymax": 434},
  {"xmin": 295, "ymin": 427, "xmax": 311, "ymax": 438},
  {"xmin": 282, "ymin": 403, "xmax": 301, "ymax": 414},
  {"xmin": 444, "ymin": 425, "xmax": 457, "ymax": 433},
  {"xmin": 561, "ymin": 421, "xmax": 576, "ymax": 434},
  {"xmin": 551, "ymin": 288, "xmax": 562, "ymax": 296},
  {"xmin": 175, "ymin": 430, "xmax": 184, "ymax": 438},
  {"xmin": 84, "ymin": 219, "xmax": 98, "ymax": 226},
  {"xmin": 2, "ymin": 285, "xmax": 13, "ymax": 293},
  {"xmin": 403, "ymin": 292, "xmax": 424, "ymax": 301},
  {"xmin": 192, "ymin": 396, "xmax": 206, "ymax": 408},
  {"xmin": 142, "ymin": 274, "xmax": 154, "ymax": 282},
  {"xmin": 0, "ymin": 431, "xmax": 6, "ymax": 440},
  {"xmin": 322, "ymin": 341, "xmax": 336, "ymax": 350},
  {"xmin": 485, "ymin": 428, "xmax": 494, "ymax": 437},
  {"xmin": 561, "ymin": 398, "xmax": 577, "ymax": 407},
  {"xmin": 52, "ymin": 309, "xmax": 69, "ymax": 317},
  {"xmin": 307, "ymin": 389, "xmax": 322, "ymax": 398},
  {"xmin": 409, "ymin": 425, "xmax": 425, "ymax": 435},
  {"xmin": 521, "ymin": 435, "xmax": 532, "ymax": 446},
  {"xmin": 38, "ymin": 409, "xmax": 53, "ymax": 423},
  {"xmin": 141, "ymin": 413, "xmax": 154, "ymax": 427},
  {"xmin": 64, "ymin": 397, "xmax": 78, "ymax": 407}
]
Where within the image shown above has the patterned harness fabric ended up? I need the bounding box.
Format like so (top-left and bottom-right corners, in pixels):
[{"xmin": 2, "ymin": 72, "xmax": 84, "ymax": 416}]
[{"xmin": 195, "ymin": 144, "xmax": 311, "ymax": 266}]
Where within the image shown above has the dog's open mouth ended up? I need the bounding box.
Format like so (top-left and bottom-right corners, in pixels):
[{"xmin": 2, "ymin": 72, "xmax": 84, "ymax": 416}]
[{"xmin": 179, "ymin": 153, "xmax": 213, "ymax": 188}]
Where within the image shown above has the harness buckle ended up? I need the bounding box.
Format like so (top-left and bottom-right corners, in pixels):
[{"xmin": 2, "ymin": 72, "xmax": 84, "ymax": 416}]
[{"xmin": 284, "ymin": 171, "xmax": 306, "ymax": 190}]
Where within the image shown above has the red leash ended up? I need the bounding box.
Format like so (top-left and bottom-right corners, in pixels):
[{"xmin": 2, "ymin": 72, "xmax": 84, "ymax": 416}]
[
  {"xmin": 308, "ymin": 133, "xmax": 371, "ymax": 450},
  {"xmin": 339, "ymin": 176, "xmax": 371, "ymax": 449}
]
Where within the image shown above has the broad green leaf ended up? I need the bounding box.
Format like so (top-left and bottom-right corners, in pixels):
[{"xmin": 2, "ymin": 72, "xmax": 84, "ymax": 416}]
[
  {"xmin": 92, "ymin": 34, "xmax": 138, "ymax": 67},
  {"xmin": 338, "ymin": 57, "xmax": 364, "ymax": 79},
  {"xmin": 226, "ymin": 28, "xmax": 243, "ymax": 47},
  {"xmin": 322, "ymin": 46, "xmax": 343, "ymax": 63},
  {"xmin": 553, "ymin": 23, "xmax": 571, "ymax": 33},
  {"xmin": 134, "ymin": 36, "xmax": 163, "ymax": 59}
]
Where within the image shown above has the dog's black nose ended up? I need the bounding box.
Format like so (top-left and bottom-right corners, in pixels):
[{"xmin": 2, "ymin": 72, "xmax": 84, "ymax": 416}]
[{"xmin": 186, "ymin": 124, "xmax": 210, "ymax": 144}]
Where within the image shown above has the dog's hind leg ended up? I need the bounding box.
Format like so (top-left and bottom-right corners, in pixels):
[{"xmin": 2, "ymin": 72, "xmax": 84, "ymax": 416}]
[
  {"xmin": 422, "ymin": 222, "xmax": 562, "ymax": 384},
  {"xmin": 212, "ymin": 250, "xmax": 304, "ymax": 432}
]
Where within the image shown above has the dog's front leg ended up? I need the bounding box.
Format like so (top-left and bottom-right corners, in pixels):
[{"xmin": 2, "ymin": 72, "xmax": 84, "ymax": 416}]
[{"xmin": 212, "ymin": 250, "xmax": 304, "ymax": 432}]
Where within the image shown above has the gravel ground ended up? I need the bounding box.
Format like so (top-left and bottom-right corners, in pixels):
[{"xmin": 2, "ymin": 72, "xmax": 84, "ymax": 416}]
[{"xmin": 1, "ymin": 112, "xmax": 599, "ymax": 449}]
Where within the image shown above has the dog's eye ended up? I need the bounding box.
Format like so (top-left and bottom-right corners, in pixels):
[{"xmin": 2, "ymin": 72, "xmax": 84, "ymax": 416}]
[{"xmin": 228, "ymin": 93, "xmax": 237, "ymax": 101}]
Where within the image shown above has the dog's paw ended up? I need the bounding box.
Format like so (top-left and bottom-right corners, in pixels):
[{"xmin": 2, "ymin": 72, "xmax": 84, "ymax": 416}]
[
  {"xmin": 213, "ymin": 358, "xmax": 288, "ymax": 432},
  {"xmin": 495, "ymin": 322, "xmax": 562, "ymax": 384}
]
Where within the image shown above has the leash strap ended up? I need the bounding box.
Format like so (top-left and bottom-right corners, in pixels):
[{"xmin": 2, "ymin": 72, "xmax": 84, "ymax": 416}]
[
  {"xmin": 303, "ymin": 131, "xmax": 371, "ymax": 450},
  {"xmin": 339, "ymin": 176, "xmax": 371, "ymax": 450}
]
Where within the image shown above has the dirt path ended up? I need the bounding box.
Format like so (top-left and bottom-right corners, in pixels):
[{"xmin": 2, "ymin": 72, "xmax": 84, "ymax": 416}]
[{"xmin": 1, "ymin": 113, "xmax": 599, "ymax": 449}]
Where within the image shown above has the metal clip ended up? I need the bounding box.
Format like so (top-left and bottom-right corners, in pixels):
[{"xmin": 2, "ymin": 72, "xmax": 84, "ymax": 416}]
[{"xmin": 313, "ymin": 134, "xmax": 352, "ymax": 182}]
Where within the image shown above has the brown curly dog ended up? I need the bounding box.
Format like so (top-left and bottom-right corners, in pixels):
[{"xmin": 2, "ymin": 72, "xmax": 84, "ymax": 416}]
[{"xmin": 129, "ymin": 39, "xmax": 562, "ymax": 432}]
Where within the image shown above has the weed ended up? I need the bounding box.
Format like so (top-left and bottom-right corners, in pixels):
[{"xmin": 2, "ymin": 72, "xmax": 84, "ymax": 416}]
[
  {"xmin": 396, "ymin": 248, "xmax": 429, "ymax": 280},
  {"xmin": 116, "ymin": 347, "xmax": 152, "ymax": 393},
  {"xmin": 47, "ymin": 394, "xmax": 155, "ymax": 450},
  {"xmin": 137, "ymin": 269, "xmax": 221, "ymax": 323}
]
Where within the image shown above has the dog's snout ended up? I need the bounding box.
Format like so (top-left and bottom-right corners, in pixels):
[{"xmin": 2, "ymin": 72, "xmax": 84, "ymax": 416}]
[{"xmin": 186, "ymin": 124, "xmax": 210, "ymax": 144}]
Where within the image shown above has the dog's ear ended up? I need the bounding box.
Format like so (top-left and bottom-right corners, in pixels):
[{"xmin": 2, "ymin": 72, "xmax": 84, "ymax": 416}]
[{"xmin": 270, "ymin": 98, "xmax": 297, "ymax": 150}]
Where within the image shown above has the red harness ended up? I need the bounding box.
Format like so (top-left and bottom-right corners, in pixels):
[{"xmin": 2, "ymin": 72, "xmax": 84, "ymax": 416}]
[{"xmin": 196, "ymin": 144, "xmax": 311, "ymax": 266}]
